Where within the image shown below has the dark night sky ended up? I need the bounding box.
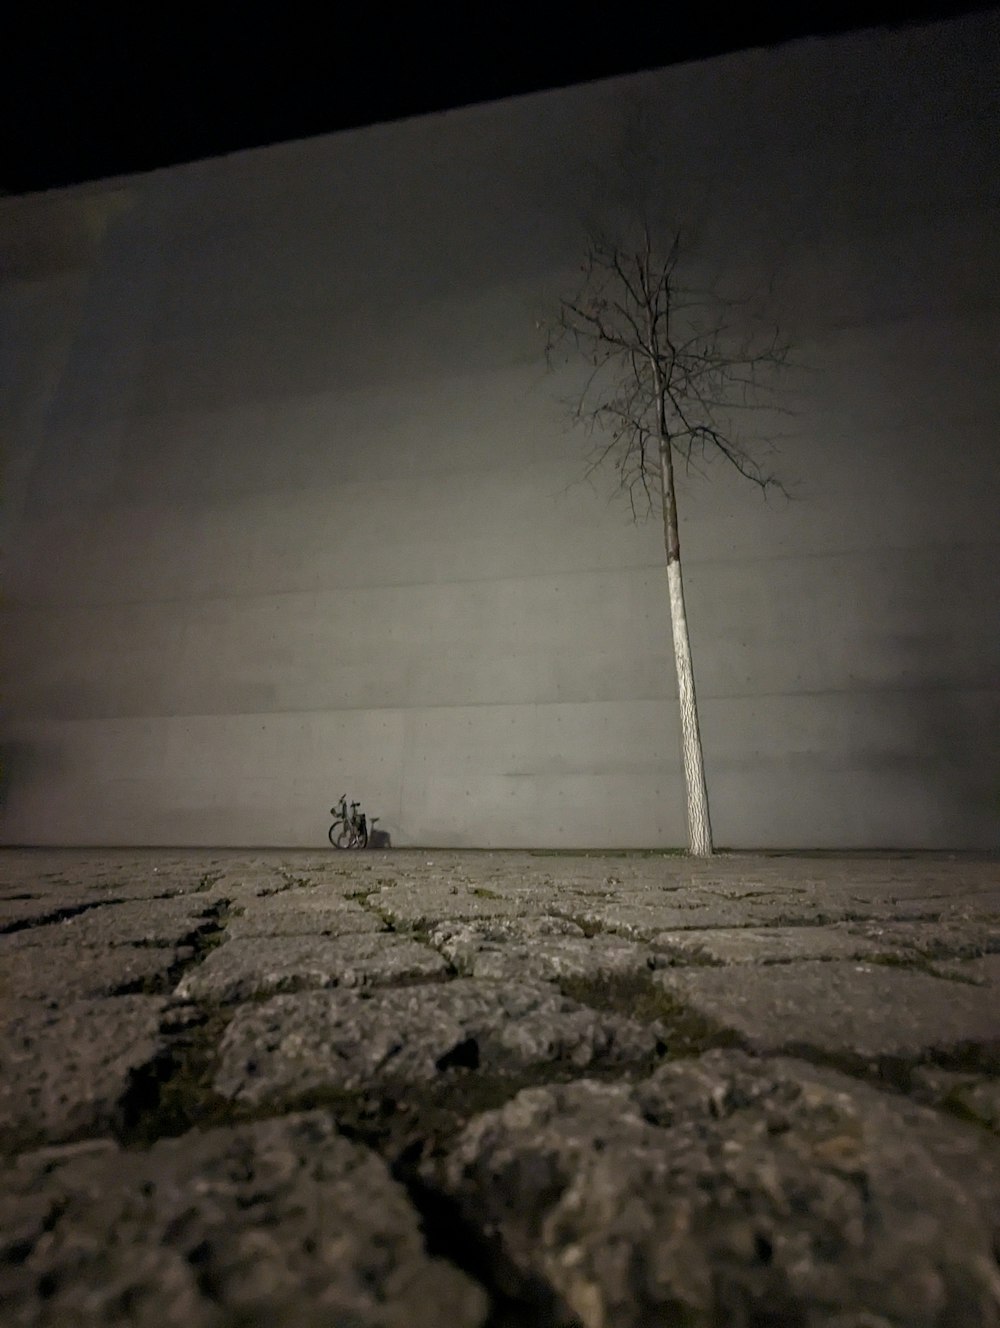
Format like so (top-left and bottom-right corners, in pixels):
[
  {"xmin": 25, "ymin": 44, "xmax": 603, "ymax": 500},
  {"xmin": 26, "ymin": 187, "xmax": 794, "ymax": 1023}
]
[{"xmin": 2, "ymin": 1, "xmax": 993, "ymax": 194}]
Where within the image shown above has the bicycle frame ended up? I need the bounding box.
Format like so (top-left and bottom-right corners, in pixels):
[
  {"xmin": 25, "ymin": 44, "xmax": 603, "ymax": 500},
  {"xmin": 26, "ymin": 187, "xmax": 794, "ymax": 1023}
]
[{"xmin": 329, "ymin": 794, "xmax": 368, "ymax": 849}]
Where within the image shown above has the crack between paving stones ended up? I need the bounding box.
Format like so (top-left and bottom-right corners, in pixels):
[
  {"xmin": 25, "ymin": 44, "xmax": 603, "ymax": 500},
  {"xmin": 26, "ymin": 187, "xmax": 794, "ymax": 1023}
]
[
  {"xmin": 551, "ymin": 913, "xmax": 844, "ymax": 941},
  {"xmin": 255, "ymin": 873, "xmax": 314, "ymax": 897},
  {"xmin": 648, "ymin": 950, "xmax": 996, "ymax": 971},
  {"xmin": 344, "ymin": 885, "xmax": 406, "ymax": 937},
  {"xmin": 112, "ymin": 911, "xmax": 464, "ymax": 1147},
  {"xmin": 105, "ymin": 895, "xmax": 669, "ymax": 1323},
  {"xmin": 399, "ymin": 1170, "xmax": 584, "ymax": 1328},
  {"xmin": 0, "ymin": 897, "xmax": 130, "ymax": 935},
  {"xmin": 115, "ymin": 1012, "xmax": 615, "ymax": 1324},
  {"xmin": 119, "ymin": 978, "xmax": 997, "ymax": 1307},
  {"xmin": 313, "ymin": 1076, "xmax": 604, "ymax": 1328},
  {"xmin": 107, "ymin": 923, "xmax": 233, "ymax": 997},
  {"xmin": 757, "ymin": 1039, "xmax": 1000, "ymax": 1125},
  {"xmin": 556, "ymin": 972, "xmax": 740, "ymax": 1059},
  {"xmin": 554, "ymin": 971, "xmax": 1000, "ymax": 1135},
  {"xmin": 865, "ymin": 953, "xmax": 988, "ymax": 983},
  {"xmin": 0, "ymin": 886, "xmax": 215, "ymax": 938},
  {"xmin": 99, "ymin": 876, "xmax": 1000, "ymax": 1316},
  {"xmin": 114, "ymin": 898, "xmax": 238, "ymax": 1146}
]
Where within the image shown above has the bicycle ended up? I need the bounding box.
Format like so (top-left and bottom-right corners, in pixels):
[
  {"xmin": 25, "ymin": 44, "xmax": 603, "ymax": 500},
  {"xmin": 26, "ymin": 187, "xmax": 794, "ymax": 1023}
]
[{"xmin": 328, "ymin": 794, "xmax": 377, "ymax": 849}]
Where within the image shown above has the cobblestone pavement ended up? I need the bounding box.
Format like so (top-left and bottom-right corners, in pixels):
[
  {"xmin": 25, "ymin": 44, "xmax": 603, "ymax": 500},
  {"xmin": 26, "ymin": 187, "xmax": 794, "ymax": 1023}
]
[{"xmin": 2, "ymin": 848, "xmax": 999, "ymax": 1326}]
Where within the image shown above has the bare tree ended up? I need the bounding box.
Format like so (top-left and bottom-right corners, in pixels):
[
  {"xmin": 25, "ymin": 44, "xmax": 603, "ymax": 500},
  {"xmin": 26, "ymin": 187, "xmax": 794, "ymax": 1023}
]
[{"xmin": 548, "ymin": 227, "xmax": 788, "ymax": 856}]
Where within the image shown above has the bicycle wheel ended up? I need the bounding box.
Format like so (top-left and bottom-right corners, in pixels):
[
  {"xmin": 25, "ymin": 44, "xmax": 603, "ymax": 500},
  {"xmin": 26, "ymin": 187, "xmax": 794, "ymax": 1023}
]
[
  {"xmin": 355, "ymin": 823, "xmax": 368, "ymax": 849},
  {"xmin": 336, "ymin": 827, "xmax": 356, "ymax": 849},
  {"xmin": 329, "ymin": 821, "xmax": 347, "ymax": 847}
]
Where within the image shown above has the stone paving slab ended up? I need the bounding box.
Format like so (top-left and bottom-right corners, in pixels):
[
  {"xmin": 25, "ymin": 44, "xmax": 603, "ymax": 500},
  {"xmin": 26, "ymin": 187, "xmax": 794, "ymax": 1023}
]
[
  {"xmin": 0, "ymin": 942, "xmax": 182, "ymax": 1001},
  {"xmin": 446, "ymin": 939, "xmax": 653, "ymax": 983},
  {"xmin": 430, "ymin": 917, "xmax": 656, "ymax": 981},
  {"xmin": 558, "ymin": 893, "xmax": 984, "ymax": 939},
  {"xmin": 3, "ymin": 896, "xmax": 219, "ymax": 948},
  {"xmin": 430, "ymin": 915, "xmax": 588, "ymax": 945},
  {"xmin": 0, "ymin": 893, "xmax": 126, "ymax": 933},
  {"xmin": 215, "ymin": 980, "xmax": 664, "ymax": 1102},
  {"xmin": 842, "ymin": 917, "xmax": 1000, "ymax": 960},
  {"xmin": 203, "ymin": 866, "xmax": 377, "ymax": 904},
  {"xmin": 0, "ymin": 1112, "xmax": 487, "ymax": 1328},
  {"xmin": 0, "ymin": 996, "xmax": 167, "ymax": 1149},
  {"xmin": 174, "ymin": 932, "xmax": 448, "ymax": 1002},
  {"xmin": 224, "ymin": 894, "xmax": 386, "ymax": 938},
  {"xmin": 655, "ymin": 959, "xmax": 1000, "ymax": 1059},
  {"xmin": 207, "ymin": 865, "xmax": 308, "ymax": 891},
  {"xmin": 2, "ymin": 848, "xmax": 1000, "ymax": 1327},
  {"xmin": 367, "ymin": 885, "xmax": 558, "ymax": 927},
  {"xmin": 0, "ymin": 860, "xmax": 213, "ymax": 901},
  {"xmin": 430, "ymin": 1049, "xmax": 1000, "ymax": 1327},
  {"xmin": 650, "ymin": 925, "xmax": 886, "ymax": 965}
]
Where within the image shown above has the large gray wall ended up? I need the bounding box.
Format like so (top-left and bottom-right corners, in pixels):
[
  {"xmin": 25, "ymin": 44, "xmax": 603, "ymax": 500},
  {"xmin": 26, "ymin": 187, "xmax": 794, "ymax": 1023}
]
[{"xmin": 2, "ymin": 14, "xmax": 998, "ymax": 848}]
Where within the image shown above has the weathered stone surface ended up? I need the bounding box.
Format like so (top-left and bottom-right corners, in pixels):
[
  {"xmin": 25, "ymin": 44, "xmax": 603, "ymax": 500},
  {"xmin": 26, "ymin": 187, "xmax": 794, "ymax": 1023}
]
[
  {"xmin": 370, "ymin": 884, "xmax": 554, "ymax": 928},
  {"xmin": 472, "ymin": 940, "xmax": 654, "ymax": 982},
  {"xmin": 432, "ymin": 1050, "xmax": 1000, "ymax": 1327},
  {"xmin": 845, "ymin": 919, "xmax": 1000, "ymax": 961},
  {"xmin": 0, "ymin": 1112, "xmax": 487, "ymax": 1327},
  {"xmin": 215, "ymin": 980, "xmax": 664, "ymax": 1102},
  {"xmin": 430, "ymin": 916, "xmax": 588, "ymax": 948},
  {"xmin": 430, "ymin": 918, "xmax": 654, "ymax": 981},
  {"xmin": 212, "ymin": 869, "xmax": 377, "ymax": 902},
  {"xmin": 3, "ymin": 848, "xmax": 1000, "ymax": 1327},
  {"xmin": 226, "ymin": 900, "xmax": 385, "ymax": 938},
  {"xmin": 208, "ymin": 863, "xmax": 302, "ymax": 890},
  {"xmin": 651, "ymin": 925, "xmax": 884, "ymax": 965},
  {"xmin": 4, "ymin": 896, "xmax": 218, "ymax": 948},
  {"xmin": 0, "ymin": 996, "xmax": 166, "ymax": 1148},
  {"xmin": 0, "ymin": 855, "xmax": 217, "ymax": 900},
  {"xmin": 655, "ymin": 960, "xmax": 1000, "ymax": 1058},
  {"xmin": 0, "ymin": 942, "xmax": 180, "ymax": 1000},
  {"xmin": 0, "ymin": 894, "xmax": 123, "ymax": 933},
  {"xmin": 559, "ymin": 892, "xmax": 963, "ymax": 940},
  {"xmin": 174, "ymin": 933, "xmax": 447, "ymax": 1001}
]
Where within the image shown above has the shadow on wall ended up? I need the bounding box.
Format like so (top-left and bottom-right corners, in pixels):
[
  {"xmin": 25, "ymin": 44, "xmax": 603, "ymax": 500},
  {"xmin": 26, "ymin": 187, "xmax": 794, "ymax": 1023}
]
[{"xmin": 369, "ymin": 827, "xmax": 392, "ymax": 849}]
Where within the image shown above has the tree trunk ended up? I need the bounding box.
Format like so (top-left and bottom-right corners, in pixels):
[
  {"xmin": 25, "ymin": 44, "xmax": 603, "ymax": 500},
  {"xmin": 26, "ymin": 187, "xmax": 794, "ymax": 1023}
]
[{"xmin": 659, "ymin": 440, "xmax": 714, "ymax": 857}]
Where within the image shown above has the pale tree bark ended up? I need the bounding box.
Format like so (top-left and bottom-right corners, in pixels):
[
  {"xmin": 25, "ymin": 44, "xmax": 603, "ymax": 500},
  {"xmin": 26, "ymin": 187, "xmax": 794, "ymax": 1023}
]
[
  {"xmin": 660, "ymin": 440, "xmax": 713, "ymax": 855},
  {"xmin": 652, "ymin": 349, "xmax": 712, "ymax": 855}
]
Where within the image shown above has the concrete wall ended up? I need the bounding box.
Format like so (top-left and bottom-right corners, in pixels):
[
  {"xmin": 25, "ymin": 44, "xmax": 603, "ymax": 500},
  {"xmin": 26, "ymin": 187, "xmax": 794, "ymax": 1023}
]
[{"xmin": 2, "ymin": 13, "xmax": 998, "ymax": 848}]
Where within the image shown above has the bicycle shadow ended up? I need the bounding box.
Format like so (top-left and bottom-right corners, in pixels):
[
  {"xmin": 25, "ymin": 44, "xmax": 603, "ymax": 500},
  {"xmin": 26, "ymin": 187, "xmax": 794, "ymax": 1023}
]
[{"xmin": 369, "ymin": 826, "xmax": 392, "ymax": 849}]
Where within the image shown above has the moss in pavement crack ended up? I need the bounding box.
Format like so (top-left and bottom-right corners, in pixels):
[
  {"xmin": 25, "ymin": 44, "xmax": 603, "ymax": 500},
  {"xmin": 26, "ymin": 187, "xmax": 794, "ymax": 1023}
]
[{"xmin": 558, "ymin": 971, "xmax": 741, "ymax": 1057}]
